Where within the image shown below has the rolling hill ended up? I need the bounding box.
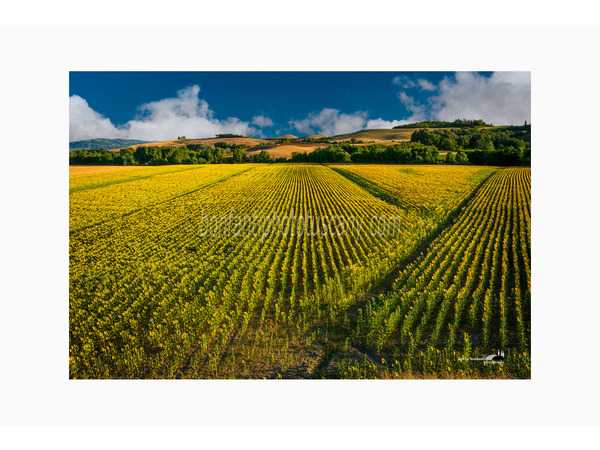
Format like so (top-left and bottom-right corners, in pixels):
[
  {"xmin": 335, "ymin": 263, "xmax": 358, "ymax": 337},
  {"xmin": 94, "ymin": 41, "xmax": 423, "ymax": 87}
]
[
  {"xmin": 69, "ymin": 130, "xmax": 418, "ymax": 161},
  {"xmin": 69, "ymin": 138, "xmax": 155, "ymax": 151},
  {"xmin": 331, "ymin": 128, "xmax": 416, "ymax": 142}
]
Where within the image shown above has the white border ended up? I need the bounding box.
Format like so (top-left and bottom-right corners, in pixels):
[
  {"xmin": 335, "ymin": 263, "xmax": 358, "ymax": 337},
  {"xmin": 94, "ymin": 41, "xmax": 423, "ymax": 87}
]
[{"xmin": 1, "ymin": 25, "xmax": 599, "ymax": 432}]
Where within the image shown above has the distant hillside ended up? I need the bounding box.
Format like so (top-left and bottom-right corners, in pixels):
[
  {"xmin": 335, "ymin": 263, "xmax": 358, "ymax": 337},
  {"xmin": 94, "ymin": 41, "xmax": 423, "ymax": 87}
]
[
  {"xmin": 393, "ymin": 119, "xmax": 492, "ymax": 129},
  {"xmin": 331, "ymin": 123, "xmax": 502, "ymax": 143},
  {"xmin": 332, "ymin": 128, "xmax": 415, "ymax": 142},
  {"xmin": 69, "ymin": 138, "xmax": 154, "ymax": 151},
  {"xmin": 107, "ymin": 136, "xmax": 272, "ymax": 152}
]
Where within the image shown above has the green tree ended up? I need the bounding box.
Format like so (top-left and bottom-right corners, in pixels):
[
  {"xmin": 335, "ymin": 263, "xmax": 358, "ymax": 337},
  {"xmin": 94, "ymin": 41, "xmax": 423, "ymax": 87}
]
[
  {"xmin": 456, "ymin": 151, "xmax": 469, "ymax": 164},
  {"xmin": 134, "ymin": 146, "xmax": 161, "ymax": 164},
  {"xmin": 231, "ymin": 148, "xmax": 247, "ymax": 163},
  {"xmin": 255, "ymin": 150, "xmax": 273, "ymax": 163}
]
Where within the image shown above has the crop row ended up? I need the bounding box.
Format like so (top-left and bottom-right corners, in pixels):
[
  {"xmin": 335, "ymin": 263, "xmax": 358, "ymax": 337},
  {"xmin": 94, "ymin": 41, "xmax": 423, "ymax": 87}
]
[
  {"xmin": 69, "ymin": 164, "xmax": 494, "ymax": 378},
  {"xmin": 355, "ymin": 167, "xmax": 531, "ymax": 358},
  {"xmin": 69, "ymin": 165, "xmax": 250, "ymax": 231},
  {"xmin": 69, "ymin": 164, "xmax": 202, "ymax": 193},
  {"xmin": 329, "ymin": 165, "xmax": 496, "ymax": 216}
]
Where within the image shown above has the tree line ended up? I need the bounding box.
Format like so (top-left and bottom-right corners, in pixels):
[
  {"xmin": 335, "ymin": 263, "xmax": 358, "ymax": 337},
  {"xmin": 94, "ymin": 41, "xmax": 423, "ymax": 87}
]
[
  {"xmin": 70, "ymin": 130, "xmax": 530, "ymax": 167},
  {"xmin": 290, "ymin": 143, "xmax": 443, "ymax": 164},
  {"xmin": 69, "ymin": 142, "xmax": 284, "ymax": 166},
  {"xmin": 409, "ymin": 125, "xmax": 530, "ymax": 166},
  {"xmin": 393, "ymin": 119, "xmax": 492, "ymax": 129}
]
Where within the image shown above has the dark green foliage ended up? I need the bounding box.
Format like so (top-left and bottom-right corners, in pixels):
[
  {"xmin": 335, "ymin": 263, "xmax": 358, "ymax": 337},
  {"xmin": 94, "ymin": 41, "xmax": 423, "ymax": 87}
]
[
  {"xmin": 298, "ymin": 137, "xmax": 330, "ymax": 143},
  {"xmin": 456, "ymin": 151, "xmax": 469, "ymax": 165},
  {"xmin": 290, "ymin": 147, "xmax": 351, "ymax": 163},
  {"xmin": 231, "ymin": 148, "xmax": 248, "ymax": 164},
  {"xmin": 186, "ymin": 143, "xmax": 216, "ymax": 151},
  {"xmin": 410, "ymin": 125, "xmax": 530, "ymax": 166},
  {"xmin": 251, "ymin": 150, "xmax": 274, "ymax": 163},
  {"xmin": 465, "ymin": 147, "xmax": 528, "ymax": 166},
  {"xmin": 349, "ymin": 143, "xmax": 439, "ymax": 164},
  {"xmin": 69, "ymin": 149, "xmax": 121, "ymax": 165},
  {"xmin": 411, "ymin": 125, "xmax": 530, "ymax": 151}
]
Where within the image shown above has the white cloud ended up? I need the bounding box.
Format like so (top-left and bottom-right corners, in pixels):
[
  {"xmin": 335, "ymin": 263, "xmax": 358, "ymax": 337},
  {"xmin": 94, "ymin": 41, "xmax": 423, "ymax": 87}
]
[
  {"xmin": 365, "ymin": 118, "xmax": 411, "ymax": 129},
  {"xmin": 391, "ymin": 76, "xmax": 435, "ymax": 122},
  {"xmin": 389, "ymin": 72, "xmax": 531, "ymax": 125},
  {"xmin": 417, "ymin": 78, "xmax": 436, "ymax": 91},
  {"xmin": 397, "ymin": 92, "xmax": 427, "ymax": 122},
  {"xmin": 289, "ymin": 108, "xmax": 368, "ymax": 136},
  {"xmin": 431, "ymin": 72, "xmax": 531, "ymax": 125},
  {"xmin": 69, "ymin": 85, "xmax": 259, "ymax": 141},
  {"xmin": 252, "ymin": 115, "xmax": 274, "ymax": 127},
  {"xmin": 392, "ymin": 75, "xmax": 416, "ymax": 89},
  {"xmin": 394, "ymin": 75, "xmax": 437, "ymax": 92},
  {"xmin": 289, "ymin": 108, "xmax": 414, "ymax": 136},
  {"xmin": 69, "ymin": 95, "xmax": 126, "ymax": 141}
]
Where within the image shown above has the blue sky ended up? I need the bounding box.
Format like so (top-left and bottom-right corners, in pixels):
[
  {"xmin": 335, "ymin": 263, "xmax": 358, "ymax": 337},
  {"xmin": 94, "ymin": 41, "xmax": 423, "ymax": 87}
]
[{"xmin": 69, "ymin": 71, "xmax": 531, "ymax": 141}]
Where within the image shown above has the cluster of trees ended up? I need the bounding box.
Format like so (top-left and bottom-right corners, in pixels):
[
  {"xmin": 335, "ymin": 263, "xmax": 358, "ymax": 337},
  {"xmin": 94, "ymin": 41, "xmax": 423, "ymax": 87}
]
[
  {"xmin": 70, "ymin": 149, "xmax": 120, "ymax": 165},
  {"xmin": 297, "ymin": 136, "xmax": 330, "ymax": 143},
  {"xmin": 125, "ymin": 145, "xmax": 232, "ymax": 165},
  {"xmin": 187, "ymin": 142, "xmax": 248, "ymax": 151},
  {"xmin": 411, "ymin": 125, "xmax": 531, "ymax": 152},
  {"xmin": 351, "ymin": 144, "xmax": 440, "ymax": 164},
  {"xmin": 290, "ymin": 143, "xmax": 440, "ymax": 164},
  {"xmin": 291, "ymin": 147, "xmax": 351, "ymax": 163},
  {"xmin": 69, "ymin": 144, "xmax": 277, "ymax": 166},
  {"xmin": 289, "ymin": 141, "xmax": 529, "ymax": 166},
  {"xmin": 393, "ymin": 119, "xmax": 492, "ymax": 129},
  {"xmin": 445, "ymin": 152, "xmax": 470, "ymax": 165},
  {"xmin": 462, "ymin": 148, "xmax": 530, "ymax": 166},
  {"xmin": 69, "ymin": 144, "xmax": 529, "ymax": 167}
]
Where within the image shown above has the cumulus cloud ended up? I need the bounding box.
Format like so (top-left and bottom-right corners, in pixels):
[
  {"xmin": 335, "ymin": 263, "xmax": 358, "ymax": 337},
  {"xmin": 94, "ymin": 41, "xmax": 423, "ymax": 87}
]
[
  {"xmin": 389, "ymin": 72, "xmax": 531, "ymax": 126},
  {"xmin": 289, "ymin": 108, "xmax": 369, "ymax": 136},
  {"xmin": 252, "ymin": 115, "xmax": 274, "ymax": 127},
  {"xmin": 430, "ymin": 72, "xmax": 531, "ymax": 125},
  {"xmin": 289, "ymin": 108, "xmax": 415, "ymax": 135},
  {"xmin": 69, "ymin": 85, "xmax": 261, "ymax": 141},
  {"xmin": 69, "ymin": 96, "xmax": 126, "ymax": 141}
]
